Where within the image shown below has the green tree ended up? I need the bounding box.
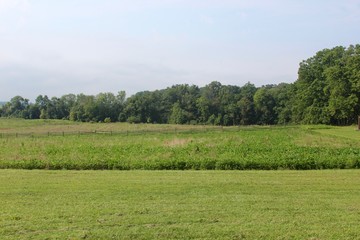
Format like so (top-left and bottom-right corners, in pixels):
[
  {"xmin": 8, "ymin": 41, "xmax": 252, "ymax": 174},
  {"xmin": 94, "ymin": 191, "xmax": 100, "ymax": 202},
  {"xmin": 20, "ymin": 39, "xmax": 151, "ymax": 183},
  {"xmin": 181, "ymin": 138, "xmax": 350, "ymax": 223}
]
[
  {"xmin": 238, "ymin": 96, "xmax": 255, "ymax": 125},
  {"xmin": 238, "ymin": 82, "xmax": 257, "ymax": 125},
  {"xmin": 124, "ymin": 91, "xmax": 162, "ymax": 123},
  {"xmin": 291, "ymin": 45, "xmax": 360, "ymax": 125},
  {"xmin": 271, "ymin": 83, "xmax": 294, "ymax": 124},
  {"xmin": 40, "ymin": 109, "xmax": 49, "ymax": 119},
  {"xmin": 2, "ymin": 96, "xmax": 29, "ymax": 118},
  {"xmin": 196, "ymin": 96, "xmax": 210, "ymax": 124},
  {"xmin": 169, "ymin": 102, "xmax": 187, "ymax": 124},
  {"xmin": 254, "ymin": 87, "xmax": 276, "ymax": 125},
  {"xmin": 70, "ymin": 94, "xmax": 96, "ymax": 122},
  {"xmin": 162, "ymin": 84, "xmax": 200, "ymax": 123},
  {"xmin": 218, "ymin": 85, "xmax": 241, "ymax": 125}
]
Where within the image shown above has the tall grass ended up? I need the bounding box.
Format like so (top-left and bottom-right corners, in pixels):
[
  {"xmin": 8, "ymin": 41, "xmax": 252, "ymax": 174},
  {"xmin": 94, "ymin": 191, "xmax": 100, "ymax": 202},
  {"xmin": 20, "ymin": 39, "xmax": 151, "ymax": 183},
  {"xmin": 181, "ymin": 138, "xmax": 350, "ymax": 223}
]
[{"xmin": 1, "ymin": 119, "xmax": 359, "ymax": 170}]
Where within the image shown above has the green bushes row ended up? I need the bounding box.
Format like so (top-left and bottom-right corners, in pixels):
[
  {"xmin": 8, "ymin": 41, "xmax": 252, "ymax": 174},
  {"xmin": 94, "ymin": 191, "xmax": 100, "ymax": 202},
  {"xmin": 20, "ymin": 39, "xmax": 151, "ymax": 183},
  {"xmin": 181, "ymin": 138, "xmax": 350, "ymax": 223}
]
[
  {"xmin": 1, "ymin": 127, "xmax": 359, "ymax": 170},
  {"xmin": 1, "ymin": 152, "xmax": 359, "ymax": 170}
]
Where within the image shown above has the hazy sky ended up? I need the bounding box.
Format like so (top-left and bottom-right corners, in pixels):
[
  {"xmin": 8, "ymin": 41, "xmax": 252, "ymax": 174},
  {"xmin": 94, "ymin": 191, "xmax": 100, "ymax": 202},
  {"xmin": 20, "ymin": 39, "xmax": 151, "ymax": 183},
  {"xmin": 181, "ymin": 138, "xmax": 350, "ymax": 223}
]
[{"xmin": 1, "ymin": 0, "xmax": 359, "ymax": 101}]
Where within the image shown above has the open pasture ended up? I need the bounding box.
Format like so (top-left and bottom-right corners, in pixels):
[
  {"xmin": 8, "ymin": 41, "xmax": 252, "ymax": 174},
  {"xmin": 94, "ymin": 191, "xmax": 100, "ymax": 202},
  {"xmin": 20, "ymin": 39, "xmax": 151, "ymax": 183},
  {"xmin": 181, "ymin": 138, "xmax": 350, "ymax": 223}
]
[
  {"xmin": 1, "ymin": 119, "xmax": 360, "ymax": 170},
  {"xmin": 1, "ymin": 170, "xmax": 359, "ymax": 239},
  {"xmin": 1, "ymin": 119, "xmax": 360, "ymax": 239},
  {"xmin": 0, "ymin": 118, "xmax": 221, "ymax": 135}
]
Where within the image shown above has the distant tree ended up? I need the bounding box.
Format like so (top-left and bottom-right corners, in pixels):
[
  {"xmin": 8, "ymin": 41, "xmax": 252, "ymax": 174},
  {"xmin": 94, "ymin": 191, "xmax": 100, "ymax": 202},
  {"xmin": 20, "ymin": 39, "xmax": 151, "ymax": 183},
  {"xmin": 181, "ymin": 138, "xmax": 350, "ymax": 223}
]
[
  {"xmin": 162, "ymin": 84, "xmax": 200, "ymax": 123},
  {"xmin": 5, "ymin": 44, "xmax": 359, "ymax": 127},
  {"xmin": 271, "ymin": 83, "xmax": 294, "ymax": 124},
  {"xmin": 238, "ymin": 96, "xmax": 255, "ymax": 125},
  {"xmin": 2, "ymin": 96, "xmax": 29, "ymax": 118},
  {"xmin": 218, "ymin": 85, "xmax": 241, "ymax": 125},
  {"xmin": 169, "ymin": 102, "xmax": 187, "ymax": 124},
  {"xmin": 40, "ymin": 109, "xmax": 48, "ymax": 119},
  {"xmin": 59, "ymin": 94, "xmax": 77, "ymax": 120},
  {"xmin": 254, "ymin": 87, "xmax": 277, "ymax": 125},
  {"xmin": 291, "ymin": 44, "xmax": 360, "ymax": 125},
  {"xmin": 238, "ymin": 82, "xmax": 257, "ymax": 125},
  {"xmin": 93, "ymin": 92, "xmax": 119, "ymax": 122},
  {"xmin": 196, "ymin": 96, "xmax": 210, "ymax": 124},
  {"xmin": 27, "ymin": 104, "xmax": 40, "ymax": 119},
  {"xmin": 70, "ymin": 94, "xmax": 96, "ymax": 122}
]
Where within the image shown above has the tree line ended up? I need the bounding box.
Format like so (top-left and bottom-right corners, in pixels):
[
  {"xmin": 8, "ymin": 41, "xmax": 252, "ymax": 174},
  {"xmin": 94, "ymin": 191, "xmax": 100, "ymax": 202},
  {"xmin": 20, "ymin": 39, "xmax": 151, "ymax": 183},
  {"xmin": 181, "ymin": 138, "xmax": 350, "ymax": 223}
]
[{"xmin": 1, "ymin": 44, "xmax": 359, "ymax": 125}]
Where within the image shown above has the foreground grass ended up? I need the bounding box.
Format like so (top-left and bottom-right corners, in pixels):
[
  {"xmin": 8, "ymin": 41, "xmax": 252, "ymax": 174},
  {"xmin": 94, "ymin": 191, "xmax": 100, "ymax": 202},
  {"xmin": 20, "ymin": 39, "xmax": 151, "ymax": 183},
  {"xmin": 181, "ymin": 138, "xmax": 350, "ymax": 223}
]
[{"xmin": 1, "ymin": 170, "xmax": 359, "ymax": 239}]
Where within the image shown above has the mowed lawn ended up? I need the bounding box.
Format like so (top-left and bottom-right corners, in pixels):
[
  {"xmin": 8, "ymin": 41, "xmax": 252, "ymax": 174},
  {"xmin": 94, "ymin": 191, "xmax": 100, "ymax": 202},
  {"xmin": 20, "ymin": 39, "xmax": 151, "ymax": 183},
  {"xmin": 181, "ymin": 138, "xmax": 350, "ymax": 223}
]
[{"xmin": 1, "ymin": 170, "xmax": 360, "ymax": 239}]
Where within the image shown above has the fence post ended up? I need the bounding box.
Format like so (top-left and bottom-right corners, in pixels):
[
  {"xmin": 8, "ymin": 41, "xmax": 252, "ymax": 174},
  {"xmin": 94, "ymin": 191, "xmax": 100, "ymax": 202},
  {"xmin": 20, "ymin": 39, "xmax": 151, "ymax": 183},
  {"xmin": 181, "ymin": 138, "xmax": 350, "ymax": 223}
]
[{"xmin": 358, "ymin": 116, "xmax": 360, "ymax": 130}]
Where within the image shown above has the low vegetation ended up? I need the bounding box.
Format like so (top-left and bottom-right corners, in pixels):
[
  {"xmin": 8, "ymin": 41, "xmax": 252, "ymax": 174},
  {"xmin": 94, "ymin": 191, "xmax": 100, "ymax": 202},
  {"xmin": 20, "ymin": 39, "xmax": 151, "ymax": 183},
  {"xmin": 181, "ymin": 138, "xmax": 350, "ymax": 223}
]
[
  {"xmin": 1, "ymin": 170, "xmax": 359, "ymax": 239},
  {"xmin": 1, "ymin": 119, "xmax": 359, "ymax": 239},
  {"xmin": 1, "ymin": 119, "xmax": 360, "ymax": 170}
]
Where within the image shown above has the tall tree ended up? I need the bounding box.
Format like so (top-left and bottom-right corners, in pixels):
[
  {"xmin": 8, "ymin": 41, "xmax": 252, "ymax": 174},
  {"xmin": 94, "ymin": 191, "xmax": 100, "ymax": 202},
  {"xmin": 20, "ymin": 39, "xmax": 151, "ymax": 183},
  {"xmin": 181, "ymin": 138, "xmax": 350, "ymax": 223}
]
[
  {"xmin": 2, "ymin": 96, "xmax": 29, "ymax": 118},
  {"xmin": 271, "ymin": 83, "xmax": 294, "ymax": 124},
  {"xmin": 291, "ymin": 45, "xmax": 360, "ymax": 125},
  {"xmin": 169, "ymin": 102, "xmax": 187, "ymax": 124},
  {"xmin": 254, "ymin": 86, "xmax": 277, "ymax": 124},
  {"xmin": 238, "ymin": 82, "xmax": 257, "ymax": 125}
]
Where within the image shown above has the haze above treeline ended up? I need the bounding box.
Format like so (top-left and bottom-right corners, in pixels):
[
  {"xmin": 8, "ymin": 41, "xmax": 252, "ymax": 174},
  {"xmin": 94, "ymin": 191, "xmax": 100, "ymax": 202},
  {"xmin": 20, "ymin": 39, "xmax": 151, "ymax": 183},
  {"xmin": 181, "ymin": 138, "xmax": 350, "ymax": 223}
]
[{"xmin": 1, "ymin": 45, "xmax": 360, "ymax": 126}]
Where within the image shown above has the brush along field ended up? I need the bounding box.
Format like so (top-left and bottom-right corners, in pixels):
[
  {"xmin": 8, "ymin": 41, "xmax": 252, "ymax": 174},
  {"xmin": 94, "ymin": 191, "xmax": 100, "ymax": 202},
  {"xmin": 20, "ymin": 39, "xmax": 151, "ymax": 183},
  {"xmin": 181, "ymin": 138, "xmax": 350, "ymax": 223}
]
[
  {"xmin": 0, "ymin": 119, "xmax": 360, "ymax": 170},
  {"xmin": 1, "ymin": 170, "xmax": 360, "ymax": 239}
]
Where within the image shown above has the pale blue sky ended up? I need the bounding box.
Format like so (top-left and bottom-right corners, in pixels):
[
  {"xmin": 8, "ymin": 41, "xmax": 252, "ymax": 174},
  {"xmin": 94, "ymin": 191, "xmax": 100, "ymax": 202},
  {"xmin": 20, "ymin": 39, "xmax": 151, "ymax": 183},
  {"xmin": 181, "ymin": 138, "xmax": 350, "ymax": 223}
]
[{"xmin": 1, "ymin": 0, "xmax": 359, "ymax": 101}]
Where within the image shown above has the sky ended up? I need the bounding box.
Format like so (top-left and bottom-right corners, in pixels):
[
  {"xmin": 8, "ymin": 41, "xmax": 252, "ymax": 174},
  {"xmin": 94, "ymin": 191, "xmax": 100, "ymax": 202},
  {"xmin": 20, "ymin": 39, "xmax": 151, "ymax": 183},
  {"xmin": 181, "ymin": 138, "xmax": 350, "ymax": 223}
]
[{"xmin": 0, "ymin": 0, "xmax": 359, "ymax": 101}]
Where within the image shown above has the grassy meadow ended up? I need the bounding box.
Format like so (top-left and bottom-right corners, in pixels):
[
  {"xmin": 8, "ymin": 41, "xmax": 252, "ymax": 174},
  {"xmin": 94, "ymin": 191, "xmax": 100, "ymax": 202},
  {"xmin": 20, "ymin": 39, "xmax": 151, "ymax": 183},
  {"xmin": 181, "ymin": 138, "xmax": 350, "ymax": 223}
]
[
  {"xmin": 1, "ymin": 119, "xmax": 360, "ymax": 239},
  {"xmin": 1, "ymin": 170, "xmax": 360, "ymax": 239},
  {"xmin": 0, "ymin": 119, "xmax": 360, "ymax": 170}
]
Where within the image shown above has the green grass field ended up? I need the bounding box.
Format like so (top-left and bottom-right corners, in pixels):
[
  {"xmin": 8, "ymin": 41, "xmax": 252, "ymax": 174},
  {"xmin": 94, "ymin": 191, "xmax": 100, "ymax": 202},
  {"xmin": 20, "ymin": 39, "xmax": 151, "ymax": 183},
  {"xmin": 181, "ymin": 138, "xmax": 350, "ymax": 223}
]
[
  {"xmin": 1, "ymin": 170, "xmax": 360, "ymax": 239},
  {"xmin": 0, "ymin": 119, "xmax": 360, "ymax": 170},
  {"xmin": 1, "ymin": 119, "xmax": 360, "ymax": 239},
  {"xmin": 0, "ymin": 118, "xmax": 221, "ymax": 134}
]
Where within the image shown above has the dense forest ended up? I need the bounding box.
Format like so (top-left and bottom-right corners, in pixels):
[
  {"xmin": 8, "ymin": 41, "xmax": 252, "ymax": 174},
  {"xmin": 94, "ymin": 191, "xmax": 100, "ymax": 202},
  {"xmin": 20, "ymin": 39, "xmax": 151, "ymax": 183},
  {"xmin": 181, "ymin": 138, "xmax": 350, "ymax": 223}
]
[{"xmin": 1, "ymin": 45, "xmax": 360, "ymax": 125}]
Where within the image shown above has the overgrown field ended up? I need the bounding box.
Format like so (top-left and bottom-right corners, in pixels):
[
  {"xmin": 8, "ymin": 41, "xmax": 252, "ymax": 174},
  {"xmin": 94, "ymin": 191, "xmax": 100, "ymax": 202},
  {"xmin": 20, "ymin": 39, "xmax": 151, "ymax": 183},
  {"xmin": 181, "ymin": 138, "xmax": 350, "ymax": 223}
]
[
  {"xmin": 1, "ymin": 170, "xmax": 359, "ymax": 239},
  {"xmin": 1, "ymin": 119, "xmax": 360, "ymax": 170}
]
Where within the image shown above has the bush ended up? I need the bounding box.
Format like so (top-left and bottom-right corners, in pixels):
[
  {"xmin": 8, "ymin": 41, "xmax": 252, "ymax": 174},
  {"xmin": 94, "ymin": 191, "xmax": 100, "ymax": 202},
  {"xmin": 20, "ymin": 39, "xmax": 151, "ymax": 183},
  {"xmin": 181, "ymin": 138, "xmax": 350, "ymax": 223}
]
[{"xmin": 127, "ymin": 116, "xmax": 141, "ymax": 124}]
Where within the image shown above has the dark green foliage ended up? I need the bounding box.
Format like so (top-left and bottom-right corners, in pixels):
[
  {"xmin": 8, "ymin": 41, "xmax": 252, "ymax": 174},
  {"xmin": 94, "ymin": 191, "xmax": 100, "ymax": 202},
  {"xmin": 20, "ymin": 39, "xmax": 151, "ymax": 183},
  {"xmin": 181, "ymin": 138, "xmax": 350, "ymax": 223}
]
[
  {"xmin": 1, "ymin": 96, "xmax": 29, "ymax": 118},
  {"xmin": 293, "ymin": 44, "xmax": 360, "ymax": 125},
  {"xmin": 2, "ymin": 44, "xmax": 359, "ymax": 125},
  {"xmin": 169, "ymin": 102, "xmax": 187, "ymax": 124},
  {"xmin": 254, "ymin": 86, "xmax": 277, "ymax": 124}
]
